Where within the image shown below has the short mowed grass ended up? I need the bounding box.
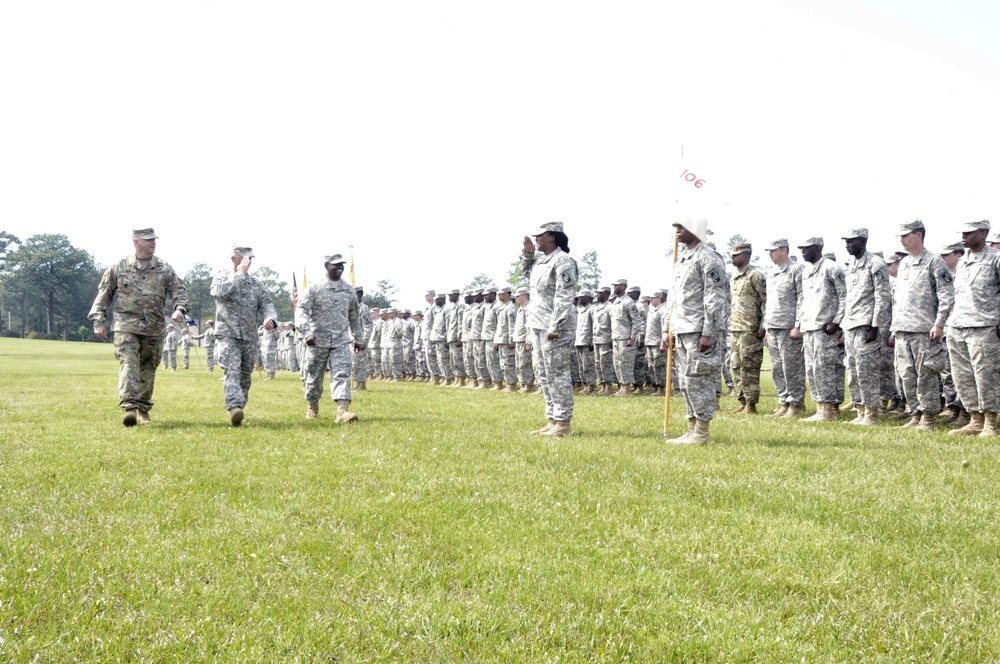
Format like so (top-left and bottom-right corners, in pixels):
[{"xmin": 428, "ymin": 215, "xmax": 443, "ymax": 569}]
[{"xmin": 1, "ymin": 337, "xmax": 999, "ymax": 661}]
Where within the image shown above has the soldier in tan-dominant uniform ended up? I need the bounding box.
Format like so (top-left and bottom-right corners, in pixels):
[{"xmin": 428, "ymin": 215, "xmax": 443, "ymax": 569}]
[
  {"xmin": 89, "ymin": 228, "xmax": 188, "ymax": 426},
  {"xmin": 728, "ymin": 243, "xmax": 767, "ymax": 414}
]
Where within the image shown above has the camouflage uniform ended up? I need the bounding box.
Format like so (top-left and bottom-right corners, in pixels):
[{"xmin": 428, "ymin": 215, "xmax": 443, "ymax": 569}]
[
  {"xmin": 513, "ymin": 296, "xmax": 535, "ymax": 387},
  {"xmin": 431, "ymin": 301, "xmax": 452, "ymax": 380},
  {"xmin": 764, "ymin": 253, "xmax": 806, "ymax": 406},
  {"xmin": 89, "ymin": 249, "xmax": 189, "ymax": 414},
  {"xmin": 352, "ymin": 299, "xmax": 373, "ymax": 382},
  {"xmin": 843, "ymin": 247, "xmax": 891, "ymax": 410},
  {"xmin": 946, "ymin": 242, "xmax": 1000, "ymax": 413},
  {"xmin": 261, "ymin": 325, "xmax": 279, "ymax": 375},
  {"xmin": 162, "ymin": 327, "xmax": 179, "ymax": 369},
  {"xmin": 382, "ymin": 315, "xmax": 404, "ymax": 378},
  {"xmin": 729, "ymin": 260, "xmax": 767, "ymax": 405},
  {"xmin": 799, "ymin": 252, "xmax": 847, "ymax": 405},
  {"xmin": 190, "ymin": 325, "xmax": 217, "ymax": 371},
  {"xmin": 644, "ymin": 301, "xmax": 667, "ymax": 388},
  {"xmin": 892, "ymin": 249, "xmax": 954, "ymax": 415},
  {"xmin": 423, "ymin": 298, "xmax": 439, "ymax": 378},
  {"xmin": 611, "ymin": 290, "xmax": 641, "ymax": 386},
  {"xmin": 574, "ymin": 298, "xmax": 596, "ymax": 387},
  {"xmin": 494, "ymin": 293, "xmax": 518, "ymax": 386},
  {"xmin": 632, "ymin": 297, "xmax": 648, "ymax": 387},
  {"xmin": 297, "ymin": 275, "xmax": 365, "ymax": 404},
  {"xmin": 402, "ymin": 315, "xmax": 416, "ymax": 376},
  {"xmin": 460, "ymin": 294, "xmax": 477, "ymax": 379},
  {"xmin": 469, "ymin": 296, "xmax": 487, "ymax": 381},
  {"xmin": 211, "ymin": 266, "xmax": 278, "ymax": 410},
  {"xmin": 671, "ymin": 242, "xmax": 728, "ymax": 421},
  {"xmin": 521, "ymin": 242, "xmax": 578, "ymax": 423},
  {"xmin": 447, "ymin": 295, "xmax": 467, "ymax": 379},
  {"xmin": 592, "ymin": 296, "xmax": 614, "ymax": 387},
  {"xmin": 482, "ymin": 293, "xmax": 500, "ymax": 382},
  {"xmin": 369, "ymin": 315, "xmax": 383, "ymax": 377}
]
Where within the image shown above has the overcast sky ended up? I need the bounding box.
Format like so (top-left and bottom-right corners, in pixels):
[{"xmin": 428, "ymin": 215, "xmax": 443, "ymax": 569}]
[{"xmin": 3, "ymin": 0, "xmax": 999, "ymax": 308}]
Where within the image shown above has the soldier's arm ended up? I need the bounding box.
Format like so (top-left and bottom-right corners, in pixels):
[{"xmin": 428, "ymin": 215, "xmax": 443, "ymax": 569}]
[
  {"xmin": 831, "ymin": 265, "xmax": 847, "ymax": 327},
  {"xmin": 258, "ymin": 282, "xmax": 279, "ymax": 329},
  {"xmin": 700, "ymin": 257, "xmax": 726, "ymax": 339},
  {"xmin": 210, "ymin": 270, "xmax": 242, "ymax": 300},
  {"xmin": 88, "ymin": 264, "xmax": 117, "ymax": 335},
  {"xmin": 166, "ymin": 266, "xmax": 189, "ymax": 316},
  {"xmin": 548, "ymin": 259, "xmax": 578, "ymax": 336},
  {"xmin": 872, "ymin": 262, "xmax": 891, "ymax": 329},
  {"xmin": 931, "ymin": 260, "xmax": 955, "ymax": 329}
]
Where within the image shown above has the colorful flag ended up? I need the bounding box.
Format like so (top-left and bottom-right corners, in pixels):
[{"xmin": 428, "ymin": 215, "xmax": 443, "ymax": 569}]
[{"xmin": 292, "ymin": 272, "xmax": 298, "ymax": 311}]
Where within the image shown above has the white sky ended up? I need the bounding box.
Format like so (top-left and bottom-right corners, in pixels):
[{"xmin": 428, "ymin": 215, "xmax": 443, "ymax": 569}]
[{"xmin": 3, "ymin": 0, "xmax": 999, "ymax": 307}]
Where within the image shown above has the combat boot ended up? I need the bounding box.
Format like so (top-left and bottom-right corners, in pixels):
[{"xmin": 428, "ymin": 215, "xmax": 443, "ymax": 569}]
[
  {"xmin": 541, "ymin": 420, "xmax": 571, "ymax": 437},
  {"xmin": 688, "ymin": 419, "xmax": 712, "ymax": 444},
  {"xmin": 979, "ymin": 412, "xmax": 998, "ymax": 437},
  {"xmin": 860, "ymin": 407, "xmax": 880, "ymax": 426},
  {"xmin": 950, "ymin": 411, "xmax": 985, "ymax": 436},
  {"xmin": 581, "ymin": 384, "xmax": 594, "ymax": 395},
  {"xmin": 953, "ymin": 409, "xmax": 971, "ymax": 428},
  {"xmin": 734, "ymin": 396, "xmax": 747, "ymax": 413},
  {"xmin": 137, "ymin": 411, "xmax": 151, "ymax": 425},
  {"xmin": 613, "ymin": 385, "xmax": 631, "ymax": 397},
  {"xmin": 122, "ymin": 409, "xmax": 138, "ymax": 427},
  {"xmin": 479, "ymin": 379, "xmax": 492, "ymax": 390},
  {"xmin": 493, "ymin": 382, "xmax": 504, "ymax": 391},
  {"xmin": 465, "ymin": 378, "xmax": 479, "ymax": 389},
  {"xmin": 650, "ymin": 387, "xmax": 665, "ymax": 397},
  {"xmin": 803, "ymin": 403, "xmax": 825, "ymax": 422},
  {"xmin": 666, "ymin": 417, "xmax": 696, "ymax": 444},
  {"xmin": 502, "ymin": 384, "xmax": 516, "ymax": 393},
  {"xmin": 743, "ymin": 402, "xmax": 758, "ymax": 415},
  {"xmin": 518, "ymin": 383, "xmax": 530, "ymax": 393},
  {"xmin": 772, "ymin": 403, "xmax": 789, "ymax": 417},
  {"xmin": 229, "ymin": 407, "xmax": 244, "ymax": 427},
  {"xmin": 356, "ymin": 381, "xmax": 367, "ymax": 392},
  {"xmin": 849, "ymin": 405, "xmax": 867, "ymax": 425},
  {"xmin": 530, "ymin": 419, "xmax": 556, "ymax": 435},
  {"xmin": 306, "ymin": 401, "xmax": 319, "ymax": 419},
  {"xmin": 915, "ymin": 412, "xmax": 936, "ymax": 431},
  {"xmin": 901, "ymin": 412, "xmax": 922, "ymax": 428},
  {"xmin": 782, "ymin": 402, "xmax": 805, "ymax": 418},
  {"xmin": 335, "ymin": 400, "xmax": 358, "ymax": 424},
  {"xmin": 266, "ymin": 372, "xmax": 275, "ymax": 380},
  {"xmin": 939, "ymin": 405, "xmax": 961, "ymax": 422},
  {"xmin": 524, "ymin": 383, "xmax": 538, "ymax": 393}
]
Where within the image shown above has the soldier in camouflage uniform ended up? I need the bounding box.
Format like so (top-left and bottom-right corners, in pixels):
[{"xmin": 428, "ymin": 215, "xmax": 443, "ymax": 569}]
[
  {"xmin": 796, "ymin": 238, "xmax": 847, "ymax": 422},
  {"xmin": 891, "ymin": 221, "xmax": 955, "ymax": 430},
  {"xmin": 430, "ymin": 292, "xmax": 452, "ymax": 385},
  {"xmin": 481, "ymin": 287, "xmax": 500, "ymax": 388},
  {"xmin": 297, "ymin": 253, "xmax": 367, "ymax": 423},
  {"xmin": 368, "ymin": 308, "xmax": 382, "ymax": 380},
  {"xmin": 610, "ymin": 279, "xmax": 642, "ymax": 395},
  {"xmin": 352, "ymin": 286, "xmax": 373, "ymax": 390},
  {"xmin": 494, "ymin": 286, "xmax": 518, "ymax": 391},
  {"xmin": 401, "ymin": 309, "xmax": 416, "ymax": 380},
  {"xmin": 841, "ymin": 229, "xmax": 892, "ymax": 425},
  {"xmin": 574, "ymin": 289, "xmax": 597, "ymax": 394},
  {"xmin": 728, "ymin": 243, "xmax": 767, "ymax": 414},
  {"xmin": 190, "ymin": 320, "xmax": 217, "ymax": 372},
  {"xmin": 422, "ymin": 291, "xmax": 439, "ymax": 382},
  {"xmin": 513, "ymin": 287, "xmax": 536, "ymax": 392},
  {"xmin": 592, "ymin": 286, "xmax": 615, "ymax": 395},
  {"xmin": 946, "ymin": 220, "xmax": 1000, "ymax": 436},
  {"xmin": 936, "ymin": 243, "xmax": 966, "ymax": 423},
  {"xmin": 644, "ymin": 290, "xmax": 667, "ymax": 396},
  {"xmin": 412, "ymin": 311, "xmax": 427, "ymax": 379},
  {"xmin": 382, "ymin": 308, "xmax": 404, "ymax": 380},
  {"xmin": 468, "ymin": 289, "xmax": 489, "ymax": 388},
  {"xmin": 447, "ymin": 289, "xmax": 467, "ymax": 386},
  {"xmin": 666, "ymin": 218, "xmax": 728, "ymax": 444},
  {"xmin": 89, "ymin": 228, "xmax": 189, "ymax": 426},
  {"xmin": 211, "ymin": 245, "xmax": 279, "ymax": 426},
  {"xmin": 261, "ymin": 320, "xmax": 279, "ymax": 379},
  {"xmin": 764, "ymin": 239, "xmax": 806, "ymax": 417},
  {"xmin": 162, "ymin": 325, "xmax": 179, "ymax": 370},
  {"xmin": 633, "ymin": 291, "xmax": 649, "ymax": 390},
  {"xmin": 521, "ymin": 222, "xmax": 578, "ymax": 437}
]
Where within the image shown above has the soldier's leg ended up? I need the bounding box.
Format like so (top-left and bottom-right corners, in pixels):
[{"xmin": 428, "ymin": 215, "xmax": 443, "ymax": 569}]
[
  {"xmin": 328, "ymin": 344, "xmax": 353, "ymax": 402},
  {"xmin": 619, "ymin": 342, "xmax": 636, "ymax": 386},
  {"xmin": 740, "ymin": 331, "xmax": 764, "ymax": 404},
  {"xmin": 570, "ymin": 347, "xmax": 580, "ymax": 384},
  {"xmin": 803, "ymin": 331, "xmax": 821, "ymax": 404},
  {"xmin": 216, "ymin": 338, "xmax": 242, "ymax": 410},
  {"xmin": 451, "ymin": 342, "xmax": 466, "ymax": 378},
  {"xmin": 437, "ymin": 343, "xmax": 453, "ymax": 379},
  {"xmin": 115, "ymin": 333, "xmax": 152, "ymax": 412},
  {"xmin": 915, "ymin": 337, "xmax": 947, "ymax": 415},
  {"xmin": 303, "ymin": 345, "xmax": 331, "ymax": 403},
  {"xmin": 852, "ymin": 329, "xmax": 883, "ymax": 410},
  {"xmin": 813, "ymin": 330, "xmax": 843, "ymax": 405},
  {"xmin": 612, "ymin": 340, "xmax": 624, "ymax": 385},
  {"xmin": 501, "ymin": 345, "xmax": 516, "ymax": 385},
  {"xmin": 531, "ymin": 330, "xmax": 554, "ymax": 420},
  {"xmin": 720, "ymin": 331, "xmax": 734, "ymax": 391},
  {"xmin": 730, "ymin": 333, "xmax": 746, "ymax": 402},
  {"xmin": 426, "ymin": 346, "xmax": 439, "ymax": 378},
  {"xmin": 541, "ymin": 335, "xmax": 574, "ymax": 422},
  {"xmin": 207, "ymin": 344, "xmax": 216, "ymax": 371},
  {"xmin": 237, "ymin": 339, "xmax": 256, "ymax": 407},
  {"xmin": 633, "ymin": 349, "xmax": 647, "ymax": 387},
  {"xmin": 966, "ymin": 327, "xmax": 1000, "ymax": 413}
]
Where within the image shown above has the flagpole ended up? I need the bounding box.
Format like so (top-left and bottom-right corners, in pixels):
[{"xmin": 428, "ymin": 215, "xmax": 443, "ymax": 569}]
[{"xmin": 664, "ymin": 229, "xmax": 679, "ymax": 437}]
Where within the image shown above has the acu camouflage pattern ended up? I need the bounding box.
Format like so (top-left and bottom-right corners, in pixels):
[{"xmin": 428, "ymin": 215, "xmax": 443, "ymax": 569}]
[
  {"xmin": 766, "ymin": 328, "xmax": 806, "ymax": 405},
  {"xmin": 891, "ymin": 250, "xmax": 954, "ymax": 332},
  {"xmin": 764, "ymin": 259, "xmax": 804, "ymax": 330},
  {"xmin": 947, "ymin": 246, "xmax": 1000, "ymax": 412},
  {"xmin": 669, "ymin": 243, "xmax": 727, "ymax": 337},
  {"xmin": 296, "ymin": 277, "xmax": 365, "ymax": 404},
  {"xmin": 843, "ymin": 251, "xmax": 891, "ymax": 409}
]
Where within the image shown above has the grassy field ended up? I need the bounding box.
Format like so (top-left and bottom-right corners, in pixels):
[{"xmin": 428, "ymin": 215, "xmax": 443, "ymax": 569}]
[{"xmin": 1, "ymin": 337, "xmax": 999, "ymax": 661}]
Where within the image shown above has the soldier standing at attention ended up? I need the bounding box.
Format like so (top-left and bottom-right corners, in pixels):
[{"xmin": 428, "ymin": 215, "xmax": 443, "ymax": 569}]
[
  {"xmin": 763, "ymin": 239, "xmax": 806, "ymax": 417},
  {"xmin": 447, "ymin": 289, "xmax": 467, "ymax": 387},
  {"xmin": 728, "ymin": 243, "xmax": 767, "ymax": 414},
  {"xmin": 521, "ymin": 222, "xmax": 578, "ymax": 437},
  {"xmin": 664, "ymin": 218, "xmax": 728, "ymax": 444},
  {"xmin": 513, "ymin": 287, "xmax": 536, "ymax": 392},
  {"xmin": 481, "ymin": 287, "xmax": 501, "ymax": 389},
  {"xmin": 842, "ymin": 229, "xmax": 892, "ymax": 426},
  {"xmin": 162, "ymin": 325, "xmax": 179, "ymax": 371},
  {"xmin": 591, "ymin": 286, "xmax": 615, "ymax": 395},
  {"xmin": 460, "ymin": 291, "xmax": 477, "ymax": 385},
  {"xmin": 946, "ymin": 220, "xmax": 1000, "ymax": 436},
  {"xmin": 211, "ymin": 245, "xmax": 279, "ymax": 426},
  {"xmin": 297, "ymin": 253, "xmax": 367, "ymax": 423},
  {"xmin": 494, "ymin": 285, "xmax": 518, "ymax": 391},
  {"xmin": 891, "ymin": 221, "xmax": 954, "ymax": 430},
  {"xmin": 610, "ymin": 279, "xmax": 641, "ymax": 396},
  {"xmin": 89, "ymin": 228, "xmax": 188, "ymax": 426},
  {"xmin": 190, "ymin": 320, "xmax": 217, "ymax": 372},
  {"xmin": 796, "ymin": 238, "xmax": 847, "ymax": 422},
  {"xmin": 430, "ymin": 292, "xmax": 452, "ymax": 386},
  {"xmin": 644, "ymin": 290, "xmax": 668, "ymax": 396},
  {"xmin": 574, "ymin": 289, "xmax": 597, "ymax": 394},
  {"xmin": 352, "ymin": 286, "xmax": 373, "ymax": 390}
]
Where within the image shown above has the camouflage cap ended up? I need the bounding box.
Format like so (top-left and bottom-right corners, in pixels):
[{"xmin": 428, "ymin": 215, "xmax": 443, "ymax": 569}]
[
  {"xmin": 384, "ymin": 308, "xmax": 397, "ymax": 314},
  {"xmin": 449, "ymin": 288, "xmax": 460, "ymax": 295},
  {"xmin": 765, "ymin": 238, "xmax": 788, "ymax": 251},
  {"xmin": 463, "ymin": 289, "xmax": 474, "ymax": 296},
  {"xmin": 598, "ymin": 285, "xmax": 612, "ymax": 293},
  {"xmin": 577, "ymin": 288, "xmax": 594, "ymax": 298},
  {"xmin": 988, "ymin": 230, "xmax": 1000, "ymax": 244},
  {"xmin": 412, "ymin": 310, "xmax": 422, "ymax": 317},
  {"xmin": 486, "ymin": 286, "xmax": 498, "ymax": 293},
  {"xmin": 841, "ymin": 228, "xmax": 869, "ymax": 240},
  {"xmin": 885, "ymin": 253, "xmax": 901, "ymax": 265},
  {"xmin": 940, "ymin": 242, "xmax": 965, "ymax": 254},
  {"xmin": 514, "ymin": 286, "xmax": 530, "ymax": 297},
  {"xmin": 425, "ymin": 289, "xmax": 436, "ymax": 296},
  {"xmin": 133, "ymin": 228, "xmax": 158, "ymax": 240},
  {"xmin": 730, "ymin": 242, "xmax": 752, "ymax": 255},
  {"xmin": 898, "ymin": 220, "xmax": 925, "ymax": 235},
  {"xmin": 962, "ymin": 219, "xmax": 991, "ymax": 232},
  {"xmin": 532, "ymin": 221, "xmax": 564, "ymax": 236},
  {"xmin": 652, "ymin": 290, "xmax": 667, "ymax": 299},
  {"xmin": 797, "ymin": 237, "xmax": 824, "ymax": 248},
  {"xmin": 205, "ymin": 319, "xmax": 214, "ymax": 325},
  {"xmin": 232, "ymin": 244, "xmax": 255, "ymax": 258},
  {"xmin": 370, "ymin": 307, "xmax": 380, "ymax": 313},
  {"xmin": 355, "ymin": 285, "xmax": 364, "ymax": 291},
  {"xmin": 499, "ymin": 285, "xmax": 512, "ymax": 294},
  {"xmin": 627, "ymin": 285, "xmax": 641, "ymax": 293},
  {"xmin": 324, "ymin": 253, "xmax": 346, "ymax": 264},
  {"xmin": 401, "ymin": 308, "xmax": 410, "ymax": 314},
  {"xmin": 640, "ymin": 295, "xmax": 651, "ymax": 302},
  {"xmin": 612, "ymin": 278, "xmax": 628, "ymax": 286}
]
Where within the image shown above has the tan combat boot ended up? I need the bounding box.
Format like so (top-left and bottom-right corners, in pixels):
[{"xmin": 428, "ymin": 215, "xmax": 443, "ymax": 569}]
[
  {"xmin": 687, "ymin": 419, "xmax": 712, "ymax": 444},
  {"xmin": 772, "ymin": 403, "xmax": 789, "ymax": 417},
  {"xmin": 137, "ymin": 411, "xmax": 151, "ymax": 425},
  {"xmin": 266, "ymin": 372, "xmax": 275, "ymax": 380},
  {"xmin": 734, "ymin": 397, "xmax": 747, "ymax": 413},
  {"xmin": 581, "ymin": 384, "xmax": 594, "ymax": 395},
  {"xmin": 849, "ymin": 405, "xmax": 866, "ymax": 425},
  {"xmin": 122, "ymin": 409, "xmax": 138, "ymax": 427},
  {"xmin": 860, "ymin": 407, "xmax": 880, "ymax": 426},
  {"xmin": 744, "ymin": 402, "xmax": 758, "ymax": 415},
  {"xmin": 613, "ymin": 385, "xmax": 631, "ymax": 397},
  {"xmin": 666, "ymin": 417, "xmax": 696, "ymax": 444},
  {"xmin": 335, "ymin": 400, "xmax": 358, "ymax": 424},
  {"xmin": 541, "ymin": 420, "xmax": 571, "ymax": 437},
  {"xmin": 229, "ymin": 407, "xmax": 244, "ymax": 427},
  {"xmin": 979, "ymin": 412, "xmax": 998, "ymax": 437},
  {"xmin": 949, "ymin": 411, "xmax": 984, "ymax": 436},
  {"xmin": 493, "ymin": 381, "xmax": 504, "ymax": 391},
  {"xmin": 901, "ymin": 412, "xmax": 921, "ymax": 428},
  {"xmin": 306, "ymin": 401, "xmax": 319, "ymax": 419},
  {"xmin": 525, "ymin": 383, "xmax": 538, "ymax": 393},
  {"xmin": 939, "ymin": 405, "xmax": 961, "ymax": 422},
  {"xmin": 530, "ymin": 419, "xmax": 556, "ymax": 435},
  {"xmin": 357, "ymin": 381, "xmax": 367, "ymax": 391},
  {"xmin": 803, "ymin": 403, "xmax": 826, "ymax": 422},
  {"xmin": 915, "ymin": 412, "xmax": 936, "ymax": 431},
  {"xmin": 781, "ymin": 402, "xmax": 805, "ymax": 418},
  {"xmin": 953, "ymin": 409, "xmax": 971, "ymax": 428}
]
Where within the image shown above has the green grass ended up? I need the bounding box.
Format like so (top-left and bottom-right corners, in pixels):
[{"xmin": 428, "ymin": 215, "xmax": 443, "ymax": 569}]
[{"xmin": 1, "ymin": 337, "xmax": 999, "ymax": 661}]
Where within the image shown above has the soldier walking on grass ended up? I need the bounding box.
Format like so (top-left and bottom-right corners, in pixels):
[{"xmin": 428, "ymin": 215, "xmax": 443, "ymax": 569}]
[{"xmin": 89, "ymin": 228, "xmax": 189, "ymax": 427}]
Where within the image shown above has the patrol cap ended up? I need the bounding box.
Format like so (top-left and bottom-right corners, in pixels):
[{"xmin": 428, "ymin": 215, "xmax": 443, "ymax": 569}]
[
  {"xmin": 412, "ymin": 310, "xmax": 422, "ymax": 317},
  {"xmin": 577, "ymin": 288, "xmax": 594, "ymax": 298},
  {"xmin": 204, "ymin": 319, "xmax": 214, "ymax": 325},
  {"xmin": 898, "ymin": 220, "xmax": 925, "ymax": 235},
  {"xmin": 324, "ymin": 253, "xmax": 346, "ymax": 264},
  {"xmin": 765, "ymin": 238, "xmax": 789, "ymax": 251},
  {"xmin": 401, "ymin": 308, "xmax": 410, "ymax": 314},
  {"xmin": 797, "ymin": 237, "xmax": 824, "ymax": 248},
  {"xmin": 474, "ymin": 288, "xmax": 484, "ymax": 296},
  {"xmin": 370, "ymin": 307, "xmax": 380, "ymax": 313},
  {"xmin": 499, "ymin": 285, "xmax": 512, "ymax": 294},
  {"xmin": 514, "ymin": 286, "xmax": 530, "ymax": 296},
  {"xmin": 384, "ymin": 308, "xmax": 396, "ymax": 314},
  {"xmin": 426, "ymin": 289, "xmax": 436, "ymax": 296},
  {"xmin": 962, "ymin": 219, "xmax": 991, "ymax": 232},
  {"xmin": 449, "ymin": 288, "xmax": 460, "ymax": 295},
  {"xmin": 233, "ymin": 244, "xmax": 255, "ymax": 258},
  {"xmin": 652, "ymin": 290, "xmax": 667, "ymax": 299},
  {"xmin": 841, "ymin": 228, "xmax": 869, "ymax": 240},
  {"xmin": 132, "ymin": 228, "xmax": 158, "ymax": 240},
  {"xmin": 940, "ymin": 242, "xmax": 965, "ymax": 254},
  {"xmin": 598, "ymin": 285, "xmax": 612, "ymax": 293},
  {"xmin": 355, "ymin": 285, "xmax": 364, "ymax": 291},
  {"xmin": 627, "ymin": 285, "xmax": 641, "ymax": 293},
  {"xmin": 988, "ymin": 230, "xmax": 1000, "ymax": 244},
  {"xmin": 730, "ymin": 243, "xmax": 751, "ymax": 255},
  {"xmin": 486, "ymin": 286, "xmax": 498, "ymax": 294},
  {"xmin": 612, "ymin": 278, "xmax": 628, "ymax": 286},
  {"xmin": 640, "ymin": 295, "xmax": 651, "ymax": 302},
  {"xmin": 532, "ymin": 221, "xmax": 564, "ymax": 236},
  {"xmin": 463, "ymin": 289, "xmax": 474, "ymax": 296},
  {"xmin": 885, "ymin": 253, "xmax": 901, "ymax": 265}
]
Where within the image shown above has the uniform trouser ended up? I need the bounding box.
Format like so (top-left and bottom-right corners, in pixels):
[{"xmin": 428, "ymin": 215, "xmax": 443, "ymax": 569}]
[
  {"xmin": 612, "ymin": 339, "xmax": 636, "ymax": 385},
  {"xmin": 183, "ymin": 346, "xmax": 191, "ymax": 369},
  {"xmin": 369, "ymin": 347, "xmax": 381, "ymax": 375},
  {"xmin": 114, "ymin": 332, "xmax": 162, "ymax": 412},
  {"xmin": 720, "ymin": 330, "xmax": 734, "ymax": 389},
  {"xmin": 531, "ymin": 329, "xmax": 573, "ymax": 422},
  {"xmin": 947, "ymin": 326, "xmax": 1000, "ymax": 413},
  {"xmin": 675, "ymin": 332, "xmax": 721, "ymax": 421},
  {"xmin": 473, "ymin": 339, "xmax": 488, "ymax": 380},
  {"xmin": 304, "ymin": 344, "xmax": 353, "ymax": 403},
  {"xmin": 162, "ymin": 349, "xmax": 176, "ymax": 369},
  {"xmin": 416, "ymin": 347, "xmax": 428, "ymax": 376},
  {"xmin": 450, "ymin": 342, "xmax": 466, "ymax": 378},
  {"xmin": 381, "ymin": 346, "xmax": 402, "ymax": 378},
  {"xmin": 634, "ymin": 348, "xmax": 647, "ymax": 386},
  {"xmin": 803, "ymin": 329, "xmax": 844, "ymax": 405},
  {"xmin": 485, "ymin": 342, "xmax": 500, "ymax": 381},
  {"xmin": 645, "ymin": 346, "xmax": 666, "ymax": 387},
  {"xmin": 434, "ymin": 341, "xmax": 453, "ymax": 379},
  {"xmin": 499, "ymin": 344, "xmax": 516, "ymax": 384},
  {"xmin": 217, "ymin": 336, "xmax": 258, "ymax": 410},
  {"xmin": 352, "ymin": 347, "xmax": 369, "ymax": 381},
  {"xmin": 594, "ymin": 343, "xmax": 614, "ymax": 384},
  {"xmin": 730, "ymin": 330, "xmax": 764, "ymax": 404},
  {"xmin": 570, "ymin": 348, "xmax": 580, "ymax": 383},
  {"xmin": 893, "ymin": 332, "xmax": 945, "ymax": 415},
  {"xmin": 263, "ymin": 346, "xmax": 277, "ymax": 374},
  {"xmin": 463, "ymin": 342, "xmax": 476, "ymax": 379},
  {"xmin": 940, "ymin": 347, "xmax": 961, "ymax": 408},
  {"xmin": 426, "ymin": 345, "xmax": 440, "ymax": 377},
  {"xmin": 767, "ymin": 328, "xmax": 805, "ymax": 405},
  {"xmin": 206, "ymin": 344, "xmax": 217, "ymax": 371},
  {"xmin": 844, "ymin": 327, "xmax": 885, "ymax": 409},
  {"xmin": 516, "ymin": 342, "xmax": 535, "ymax": 386},
  {"xmin": 575, "ymin": 346, "xmax": 596, "ymax": 385},
  {"xmin": 403, "ymin": 345, "xmax": 415, "ymax": 375}
]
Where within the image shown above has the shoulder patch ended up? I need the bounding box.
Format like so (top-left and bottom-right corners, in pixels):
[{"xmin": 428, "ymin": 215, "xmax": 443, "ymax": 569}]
[
  {"xmin": 561, "ymin": 271, "xmax": 573, "ymax": 285},
  {"xmin": 710, "ymin": 271, "xmax": 721, "ymax": 283},
  {"xmin": 875, "ymin": 269, "xmax": 887, "ymax": 281},
  {"xmin": 942, "ymin": 273, "xmax": 953, "ymax": 283}
]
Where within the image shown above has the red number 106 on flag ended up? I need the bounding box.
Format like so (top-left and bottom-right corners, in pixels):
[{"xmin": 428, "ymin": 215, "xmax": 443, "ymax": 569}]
[{"xmin": 680, "ymin": 169, "xmax": 706, "ymax": 188}]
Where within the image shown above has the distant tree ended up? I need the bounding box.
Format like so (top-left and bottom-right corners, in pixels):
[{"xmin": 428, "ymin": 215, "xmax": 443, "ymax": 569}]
[
  {"xmin": 183, "ymin": 262, "xmax": 214, "ymax": 325},
  {"xmin": 464, "ymin": 273, "xmax": 494, "ymax": 291},
  {"xmin": 0, "ymin": 232, "xmax": 21, "ymax": 333},
  {"xmin": 251, "ymin": 265, "xmax": 293, "ymax": 321},
  {"xmin": 726, "ymin": 233, "xmax": 760, "ymax": 266},
  {"xmin": 578, "ymin": 250, "xmax": 601, "ymax": 291},
  {"xmin": 361, "ymin": 279, "xmax": 398, "ymax": 311},
  {"xmin": 507, "ymin": 261, "xmax": 528, "ymax": 291}
]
